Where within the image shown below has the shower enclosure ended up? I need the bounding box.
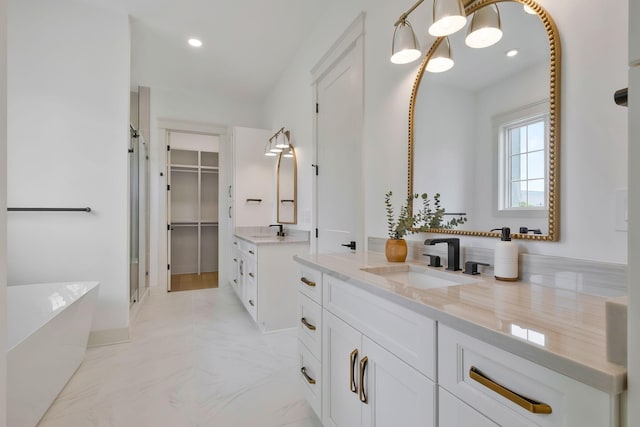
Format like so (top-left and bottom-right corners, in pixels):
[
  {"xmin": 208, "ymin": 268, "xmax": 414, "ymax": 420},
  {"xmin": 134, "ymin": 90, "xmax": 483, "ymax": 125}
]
[{"xmin": 130, "ymin": 125, "xmax": 150, "ymax": 305}]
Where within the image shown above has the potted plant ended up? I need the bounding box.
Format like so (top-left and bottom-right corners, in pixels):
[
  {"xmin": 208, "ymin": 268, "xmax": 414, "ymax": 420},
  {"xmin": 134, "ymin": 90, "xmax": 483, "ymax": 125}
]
[{"xmin": 384, "ymin": 191, "xmax": 467, "ymax": 262}]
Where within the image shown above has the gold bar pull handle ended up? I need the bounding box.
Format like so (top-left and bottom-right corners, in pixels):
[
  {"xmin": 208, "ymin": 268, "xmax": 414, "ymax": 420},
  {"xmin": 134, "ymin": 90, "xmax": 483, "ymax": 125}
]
[
  {"xmin": 469, "ymin": 366, "xmax": 552, "ymax": 414},
  {"xmin": 350, "ymin": 349, "xmax": 359, "ymax": 393},
  {"xmin": 301, "ymin": 367, "xmax": 316, "ymax": 385},
  {"xmin": 300, "ymin": 277, "xmax": 316, "ymax": 287},
  {"xmin": 301, "ymin": 317, "xmax": 316, "ymax": 331},
  {"xmin": 359, "ymin": 356, "xmax": 368, "ymax": 404}
]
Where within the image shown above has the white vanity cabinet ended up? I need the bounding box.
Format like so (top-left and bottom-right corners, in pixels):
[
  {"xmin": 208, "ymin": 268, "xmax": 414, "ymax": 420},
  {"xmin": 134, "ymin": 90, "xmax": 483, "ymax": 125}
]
[
  {"xmin": 438, "ymin": 325, "xmax": 620, "ymax": 427},
  {"xmin": 322, "ymin": 275, "xmax": 436, "ymax": 427},
  {"xmin": 234, "ymin": 237, "xmax": 307, "ymax": 332},
  {"xmin": 323, "ymin": 310, "xmax": 435, "ymax": 427}
]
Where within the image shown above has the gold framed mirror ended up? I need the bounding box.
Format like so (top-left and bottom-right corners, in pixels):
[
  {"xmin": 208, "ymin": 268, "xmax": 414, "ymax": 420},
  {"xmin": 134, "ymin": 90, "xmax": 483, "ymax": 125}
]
[
  {"xmin": 277, "ymin": 145, "xmax": 297, "ymax": 224},
  {"xmin": 408, "ymin": 0, "xmax": 560, "ymax": 240}
]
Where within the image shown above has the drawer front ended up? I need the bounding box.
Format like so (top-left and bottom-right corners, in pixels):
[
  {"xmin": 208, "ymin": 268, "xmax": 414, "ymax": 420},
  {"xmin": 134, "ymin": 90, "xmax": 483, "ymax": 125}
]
[
  {"xmin": 296, "ymin": 264, "xmax": 322, "ymax": 304},
  {"xmin": 297, "ymin": 293, "xmax": 322, "ymax": 358},
  {"xmin": 298, "ymin": 339, "xmax": 322, "ymax": 420},
  {"xmin": 323, "ymin": 274, "xmax": 435, "ymax": 380},
  {"xmin": 438, "ymin": 325, "xmax": 613, "ymax": 427}
]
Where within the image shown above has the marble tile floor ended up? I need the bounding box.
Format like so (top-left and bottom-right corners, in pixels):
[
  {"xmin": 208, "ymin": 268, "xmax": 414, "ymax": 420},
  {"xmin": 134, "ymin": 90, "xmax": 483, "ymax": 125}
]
[{"xmin": 38, "ymin": 284, "xmax": 323, "ymax": 427}]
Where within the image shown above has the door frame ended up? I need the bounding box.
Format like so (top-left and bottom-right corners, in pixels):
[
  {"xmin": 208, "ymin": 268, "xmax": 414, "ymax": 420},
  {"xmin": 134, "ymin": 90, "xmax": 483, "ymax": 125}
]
[
  {"xmin": 157, "ymin": 119, "xmax": 227, "ymax": 292},
  {"xmin": 311, "ymin": 13, "xmax": 365, "ymax": 254}
]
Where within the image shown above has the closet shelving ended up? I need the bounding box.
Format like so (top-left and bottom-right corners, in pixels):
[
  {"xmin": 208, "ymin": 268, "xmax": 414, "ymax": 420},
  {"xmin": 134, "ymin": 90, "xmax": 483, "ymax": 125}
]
[{"xmin": 169, "ymin": 148, "xmax": 219, "ymax": 276}]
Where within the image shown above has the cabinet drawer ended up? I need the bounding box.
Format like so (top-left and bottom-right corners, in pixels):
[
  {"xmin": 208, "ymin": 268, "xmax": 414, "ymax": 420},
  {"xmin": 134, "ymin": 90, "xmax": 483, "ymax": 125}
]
[
  {"xmin": 323, "ymin": 274, "xmax": 435, "ymax": 380},
  {"xmin": 298, "ymin": 339, "xmax": 322, "ymax": 420},
  {"xmin": 296, "ymin": 264, "xmax": 322, "ymax": 304},
  {"xmin": 297, "ymin": 293, "xmax": 322, "ymax": 358},
  {"xmin": 438, "ymin": 325, "xmax": 615, "ymax": 427}
]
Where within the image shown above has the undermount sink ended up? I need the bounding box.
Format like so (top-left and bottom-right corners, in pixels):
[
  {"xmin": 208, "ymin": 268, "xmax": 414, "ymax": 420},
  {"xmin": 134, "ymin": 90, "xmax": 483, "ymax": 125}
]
[{"xmin": 361, "ymin": 264, "xmax": 480, "ymax": 290}]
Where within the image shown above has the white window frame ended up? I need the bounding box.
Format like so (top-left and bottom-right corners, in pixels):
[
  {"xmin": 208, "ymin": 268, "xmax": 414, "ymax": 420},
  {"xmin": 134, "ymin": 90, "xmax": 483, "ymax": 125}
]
[{"xmin": 494, "ymin": 100, "xmax": 550, "ymax": 214}]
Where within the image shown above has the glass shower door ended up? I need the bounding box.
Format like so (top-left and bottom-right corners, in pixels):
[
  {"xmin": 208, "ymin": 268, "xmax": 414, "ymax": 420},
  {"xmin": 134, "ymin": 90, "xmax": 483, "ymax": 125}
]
[{"xmin": 129, "ymin": 128, "xmax": 140, "ymax": 304}]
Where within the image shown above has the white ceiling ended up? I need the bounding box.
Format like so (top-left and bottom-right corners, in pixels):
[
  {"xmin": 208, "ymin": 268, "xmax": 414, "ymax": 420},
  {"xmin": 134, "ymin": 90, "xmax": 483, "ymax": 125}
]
[{"xmin": 88, "ymin": 0, "xmax": 328, "ymax": 100}]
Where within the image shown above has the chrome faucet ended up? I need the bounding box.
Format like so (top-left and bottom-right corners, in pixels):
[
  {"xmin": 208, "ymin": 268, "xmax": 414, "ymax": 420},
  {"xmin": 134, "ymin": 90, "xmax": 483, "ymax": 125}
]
[
  {"xmin": 269, "ymin": 224, "xmax": 285, "ymax": 237},
  {"xmin": 424, "ymin": 238, "xmax": 460, "ymax": 271}
]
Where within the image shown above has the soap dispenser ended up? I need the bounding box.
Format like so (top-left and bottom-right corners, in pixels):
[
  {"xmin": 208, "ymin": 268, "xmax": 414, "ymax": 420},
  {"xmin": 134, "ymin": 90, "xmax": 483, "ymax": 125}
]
[{"xmin": 491, "ymin": 227, "xmax": 519, "ymax": 281}]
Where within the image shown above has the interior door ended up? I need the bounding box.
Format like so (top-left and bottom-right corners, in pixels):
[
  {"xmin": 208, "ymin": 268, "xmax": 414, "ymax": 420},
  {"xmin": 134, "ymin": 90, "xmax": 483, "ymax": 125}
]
[{"xmin": 316, "ymin": 36, "xmax": 364, "ymax": 254}]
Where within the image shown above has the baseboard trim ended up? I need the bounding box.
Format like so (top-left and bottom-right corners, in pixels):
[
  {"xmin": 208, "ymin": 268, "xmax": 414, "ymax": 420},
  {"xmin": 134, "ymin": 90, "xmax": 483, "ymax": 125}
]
[{"xmin": 87, "ymin": 327, "xmax": 130, "ymax": 347}]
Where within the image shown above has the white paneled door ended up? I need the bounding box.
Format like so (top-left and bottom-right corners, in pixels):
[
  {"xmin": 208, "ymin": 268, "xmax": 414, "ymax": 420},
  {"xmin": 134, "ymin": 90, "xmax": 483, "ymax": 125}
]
[{"xmin": 314, "ymin": 18, "xmax": 364, "ymax": 254}]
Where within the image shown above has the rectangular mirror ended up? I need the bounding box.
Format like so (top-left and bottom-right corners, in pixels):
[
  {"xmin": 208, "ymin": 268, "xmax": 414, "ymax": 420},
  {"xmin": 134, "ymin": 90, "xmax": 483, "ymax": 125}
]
[{"xmin": 277, "ymin": 145, "xmax": 297, "ymax": 224}]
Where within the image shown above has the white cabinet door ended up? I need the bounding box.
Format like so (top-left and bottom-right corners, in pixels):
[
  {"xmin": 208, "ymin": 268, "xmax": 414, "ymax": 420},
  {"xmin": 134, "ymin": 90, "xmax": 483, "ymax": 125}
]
[
  {"xmin": 439, "ymin": 387, "xmax": 499, "ymax": 427},
  {"xmin": 361, "ymin": 336, "xmax": 435, "ymax": 427},
  {"xmin": 232, "ymin": 127, "xmax": 274, "ymax": 227},
  {"xmin": 323, "ymin": 310, "xmax": 363, "ymax": 427}
]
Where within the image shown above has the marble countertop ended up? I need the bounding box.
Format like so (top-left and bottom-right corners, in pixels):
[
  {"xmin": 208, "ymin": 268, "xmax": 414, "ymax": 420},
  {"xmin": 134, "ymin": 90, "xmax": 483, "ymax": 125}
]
[
  {"xmin": 234, "ymin": 230, "xmax": 309, "ymax": 245},
  {"xmin": 293, "ymin": 251, "xmax": 627, "ymax": 394}
]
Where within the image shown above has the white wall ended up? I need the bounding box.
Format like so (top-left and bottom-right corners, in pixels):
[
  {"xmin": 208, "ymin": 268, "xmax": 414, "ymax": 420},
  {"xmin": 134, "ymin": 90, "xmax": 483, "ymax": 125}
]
[
  {"xmin": 6, "ymin": 0, "xmax": 131, "ymax": 337},
  {"xmin": 472, "ymin": 61, "xmax": 549, "ymax": 233},
  {"xmin": 264, "ymin": 0, "xmax": 629, "ymax": 264},
  {"xmin": 0, "ymin": 0, "xmax": 7, "ymax": 422},
  {"xmin": 414, "ymin": 83, "xmax": 475, "ymax": 226},
  {"xmin": 142, "ymin": 86, "xmax": 266, "ymax": 288}
]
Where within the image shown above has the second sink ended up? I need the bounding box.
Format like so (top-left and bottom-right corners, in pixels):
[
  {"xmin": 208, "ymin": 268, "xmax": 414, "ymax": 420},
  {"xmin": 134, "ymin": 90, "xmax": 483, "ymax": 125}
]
[{"xmin": 361, "ymin": 264, "xmax": 479, "ymax": 290}]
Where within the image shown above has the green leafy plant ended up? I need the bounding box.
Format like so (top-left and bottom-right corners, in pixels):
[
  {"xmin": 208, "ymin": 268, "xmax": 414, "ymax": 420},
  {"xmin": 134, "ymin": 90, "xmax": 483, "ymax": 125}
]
[{"xmin": 385, "ymin": 191, "xmax": 468, "ymax": 239}]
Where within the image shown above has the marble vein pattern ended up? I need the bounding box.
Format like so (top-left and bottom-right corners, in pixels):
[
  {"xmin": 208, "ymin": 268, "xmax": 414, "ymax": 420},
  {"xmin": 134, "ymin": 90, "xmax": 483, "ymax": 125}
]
[{"xmin": 38, "ymin": 284, "xmax": 322, "ymax": 427}]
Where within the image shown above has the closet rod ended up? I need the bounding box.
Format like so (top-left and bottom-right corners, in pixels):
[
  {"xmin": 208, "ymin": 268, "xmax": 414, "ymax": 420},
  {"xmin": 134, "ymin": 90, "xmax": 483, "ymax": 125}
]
[{"xmin": 8, "ymin": 207, "xmax": 92, "ymax": 213}]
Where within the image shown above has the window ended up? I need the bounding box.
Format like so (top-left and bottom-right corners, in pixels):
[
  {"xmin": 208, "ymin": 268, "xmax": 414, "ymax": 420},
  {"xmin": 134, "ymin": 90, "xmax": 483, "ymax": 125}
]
[{"xmin": 496, "ymin": 102, "xmax": 549, "ymax": 212}]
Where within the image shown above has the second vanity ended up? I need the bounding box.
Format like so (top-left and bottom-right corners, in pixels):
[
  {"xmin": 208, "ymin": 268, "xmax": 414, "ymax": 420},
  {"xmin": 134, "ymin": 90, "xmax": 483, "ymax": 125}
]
[
  {"xmin": 294, "ymin": 252, "xmax": 627, "ymax": 427},
  {"xmin": 231, "ymin": 229, "xmax": 309, "ymax": 332}
]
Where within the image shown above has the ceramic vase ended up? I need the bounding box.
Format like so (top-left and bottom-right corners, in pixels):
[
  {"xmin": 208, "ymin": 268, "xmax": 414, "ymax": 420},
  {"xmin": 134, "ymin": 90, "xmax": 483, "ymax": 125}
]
[{"xmin": 385, "ymin": 239, "xmax": 407, "ymax": 262}]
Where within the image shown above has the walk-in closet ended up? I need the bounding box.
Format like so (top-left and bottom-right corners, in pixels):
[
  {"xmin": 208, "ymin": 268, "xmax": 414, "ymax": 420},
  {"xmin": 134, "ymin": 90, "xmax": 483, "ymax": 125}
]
[{"xmin": 167, "ymin": 131, "xmax": 220, "ymax": 291}]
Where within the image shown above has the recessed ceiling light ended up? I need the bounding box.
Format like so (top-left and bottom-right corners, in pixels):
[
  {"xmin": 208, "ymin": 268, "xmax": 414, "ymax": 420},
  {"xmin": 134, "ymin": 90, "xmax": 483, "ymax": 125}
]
[
  {"xmin": 506, "ymin": 49, "xmax": 519, "ymax": 57},
  {"xmin": 188, "ymin": 38, "xmax": 202, "ymax": 47}
]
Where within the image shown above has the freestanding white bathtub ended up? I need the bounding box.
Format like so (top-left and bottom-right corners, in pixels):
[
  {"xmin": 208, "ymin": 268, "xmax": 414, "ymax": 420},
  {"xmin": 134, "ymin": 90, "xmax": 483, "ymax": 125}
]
[{"xmin": 7, "ymin": 281, "xmax": 100, "ymax": 427}]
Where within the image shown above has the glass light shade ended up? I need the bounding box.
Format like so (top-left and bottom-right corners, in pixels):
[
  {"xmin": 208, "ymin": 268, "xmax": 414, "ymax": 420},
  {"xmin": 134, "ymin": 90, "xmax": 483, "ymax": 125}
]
[
  {"xmin": 270, "ymin": 146, "xmax": 283, "ymax": 153},
  {"xmin": 275, "ymin": 131, "xmax": 289, "ymax": 148},
  {"xmin": 264, "ymin": 140, "xmax": 277, "ymax": 156},
  {"xmin": 391, "ymin": 20, "xmax": 422, "ymax": 64},
  {"xmin": 429, "ymin": 0, "xmax": 467, "ymax": 37},
  {"xmin": 283, "ymin": 145, "xmax": 294, "ymax": 157},
  {"xmin": 426, "ymin": 37, "xmax": 454, "ymax": 73},
  {"xmin": 465, "ymin": 5, "xmax": 502, "ymax": 49},
  {"xmin": 264, "ymin": 139, "xmax": 278, "ymax": 157}
]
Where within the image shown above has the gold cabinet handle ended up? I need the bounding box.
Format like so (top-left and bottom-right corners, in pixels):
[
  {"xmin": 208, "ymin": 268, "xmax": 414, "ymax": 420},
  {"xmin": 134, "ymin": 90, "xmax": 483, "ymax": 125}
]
[
  {"xmin": 350, "ymin": 349, "xmax": 359, "ymax": 393},
  {"xmin": 359, "ymin": 356, "xmax": 368, "ymax": 404},
  {"xmin": 300, "ymin": 277, "xmax": 316, "ymax": 287},
  {"xmin": 469, "ymin": 366, "xmax": 552, "ymax": 414},
  {"xmin": 301, "ymin": 367, "xmax": 316, "ymax": 385},
  {"xmin": 301, "ymin": 317, "xmax": 316, "ymax": 331}
]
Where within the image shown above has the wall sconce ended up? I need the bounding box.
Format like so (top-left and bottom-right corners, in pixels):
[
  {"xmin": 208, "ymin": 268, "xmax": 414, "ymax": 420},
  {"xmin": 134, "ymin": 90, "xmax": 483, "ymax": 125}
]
[
  {"xmin": 465, "ymin": 4, "xmax": 502, "ymax": 49},
  {"xmin": 391, "ymin": 0, "xmax": 466, "ymax": 65},
  {"xmin": 265, "ymin": 127, "xmax": 290, "ymax": 157},
  {"xmin": 426, "ymin": 36, "xmax": 454, "ymax": 72}
]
